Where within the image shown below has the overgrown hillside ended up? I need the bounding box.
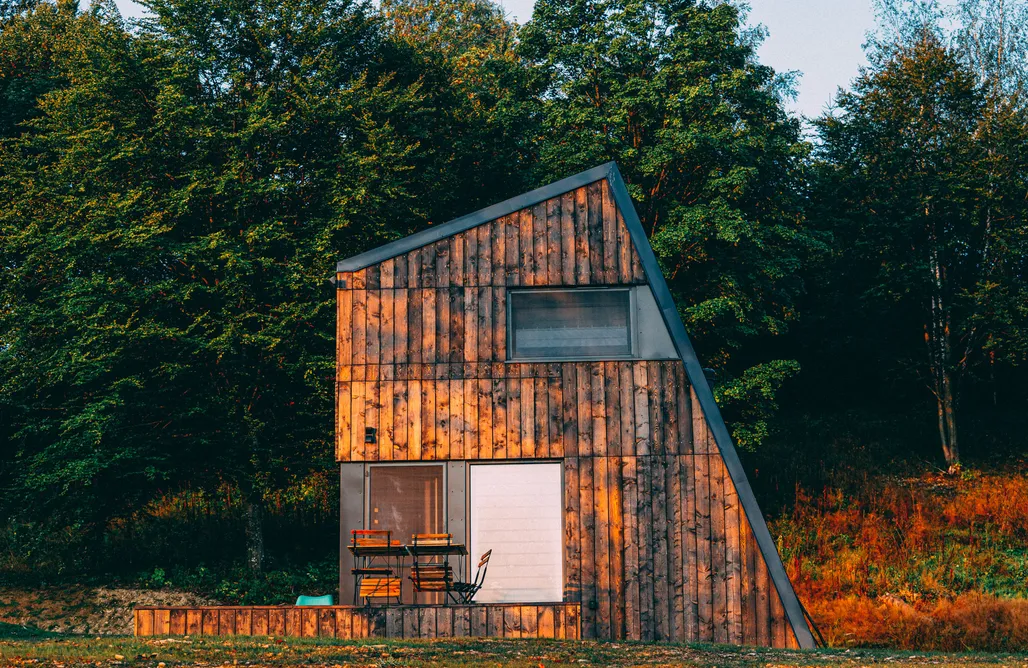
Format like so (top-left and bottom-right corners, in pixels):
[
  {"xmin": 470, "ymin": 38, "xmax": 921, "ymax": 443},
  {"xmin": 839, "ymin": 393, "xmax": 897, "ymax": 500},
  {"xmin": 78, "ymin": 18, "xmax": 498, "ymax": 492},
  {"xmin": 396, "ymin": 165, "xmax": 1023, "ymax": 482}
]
[{"xmin": 776, "ymin": 467, "xmax": 1028, "ymax": 650}]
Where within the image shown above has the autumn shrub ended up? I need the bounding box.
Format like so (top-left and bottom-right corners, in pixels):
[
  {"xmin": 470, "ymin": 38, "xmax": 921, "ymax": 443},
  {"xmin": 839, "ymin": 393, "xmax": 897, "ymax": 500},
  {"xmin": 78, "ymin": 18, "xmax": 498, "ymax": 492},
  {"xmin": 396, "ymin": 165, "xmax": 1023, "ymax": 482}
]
[{"xmin": 775, "ymin": 467, "xmax": 1028, "ymax": 649}]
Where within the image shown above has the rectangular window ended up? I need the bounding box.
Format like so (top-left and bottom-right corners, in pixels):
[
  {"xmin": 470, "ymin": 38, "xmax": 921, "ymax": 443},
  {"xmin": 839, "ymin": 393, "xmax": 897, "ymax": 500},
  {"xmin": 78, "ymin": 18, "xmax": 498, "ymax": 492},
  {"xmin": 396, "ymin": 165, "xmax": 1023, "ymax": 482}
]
[
  {"xmin": 508, "ymin": 288, "xmax": 632, "ymax": 360},
  {"xmin": 470, "ymin": 463, "xmax": 563, "ymax": 603},
  {"xmin": 368, "ymin": 464, "xmax": 445, "ymax": 541},
  {"xmin": 367, "ymin": 465, "xmax": 446, "ymax": 604}
]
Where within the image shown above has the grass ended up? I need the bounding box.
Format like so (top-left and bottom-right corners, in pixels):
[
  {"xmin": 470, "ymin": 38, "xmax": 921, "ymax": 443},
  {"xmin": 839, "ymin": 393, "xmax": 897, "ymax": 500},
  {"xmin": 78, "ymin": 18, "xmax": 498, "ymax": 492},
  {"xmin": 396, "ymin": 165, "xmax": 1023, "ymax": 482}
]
[
  {"xmin": 1, "ymin": 633, "xmax": 1028, "ymax": 667},
  {"xmin": 1, "ymin": 634, "xmax": 1028, "ymax": 667}
]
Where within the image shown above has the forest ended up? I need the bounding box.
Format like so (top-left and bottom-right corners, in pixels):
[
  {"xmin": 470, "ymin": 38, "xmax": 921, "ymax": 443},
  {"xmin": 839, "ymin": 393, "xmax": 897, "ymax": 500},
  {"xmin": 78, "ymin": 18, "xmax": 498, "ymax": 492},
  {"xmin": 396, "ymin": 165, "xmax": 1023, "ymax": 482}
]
[{"xmin": 1, "ymin": 0, "xmax": 1027, "ymax": 650}]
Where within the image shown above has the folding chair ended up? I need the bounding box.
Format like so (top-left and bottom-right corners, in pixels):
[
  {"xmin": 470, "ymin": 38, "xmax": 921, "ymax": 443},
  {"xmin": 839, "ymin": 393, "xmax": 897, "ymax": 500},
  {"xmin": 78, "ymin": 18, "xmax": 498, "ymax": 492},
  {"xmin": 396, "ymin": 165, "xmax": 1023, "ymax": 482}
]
[
  {"xmin": 408, "ymin": 533, "xmax": 455, "ymax": 604},
  {"xmin": 350, "ymin": 529, "xmax": 402, "ymax": 606},
  {"xmin": 451, "ymin": 549, "xmax": 491, "ymax": 603}
]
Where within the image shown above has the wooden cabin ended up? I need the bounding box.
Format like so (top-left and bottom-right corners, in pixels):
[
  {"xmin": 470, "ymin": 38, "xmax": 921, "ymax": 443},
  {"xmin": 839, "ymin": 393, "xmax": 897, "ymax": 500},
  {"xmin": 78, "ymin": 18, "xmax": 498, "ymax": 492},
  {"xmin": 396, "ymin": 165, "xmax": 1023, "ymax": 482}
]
[{"xmin": 334, "ymin": 162, "xmax": 814, "ymax": 648}]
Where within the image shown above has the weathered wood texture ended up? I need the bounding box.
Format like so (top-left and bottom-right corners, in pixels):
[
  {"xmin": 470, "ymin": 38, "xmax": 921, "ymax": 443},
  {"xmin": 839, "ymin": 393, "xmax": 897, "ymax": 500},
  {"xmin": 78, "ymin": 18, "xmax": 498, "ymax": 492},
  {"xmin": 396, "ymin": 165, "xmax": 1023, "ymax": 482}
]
[
  {"xmin": 334, "ymin": 178, "xmax": 802, "ymax": 647},
  {"xmin": 134, "ymin": 604, "xmax": 581, "ymax": 640}
]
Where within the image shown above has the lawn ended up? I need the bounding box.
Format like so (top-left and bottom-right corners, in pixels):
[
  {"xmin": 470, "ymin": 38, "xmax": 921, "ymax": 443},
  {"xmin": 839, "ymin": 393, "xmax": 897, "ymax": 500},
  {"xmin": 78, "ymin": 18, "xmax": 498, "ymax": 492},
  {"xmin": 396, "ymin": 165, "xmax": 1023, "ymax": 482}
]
[{"xmin": 0, "ymin": 633, "xmax": 1026, "ymax": 667}]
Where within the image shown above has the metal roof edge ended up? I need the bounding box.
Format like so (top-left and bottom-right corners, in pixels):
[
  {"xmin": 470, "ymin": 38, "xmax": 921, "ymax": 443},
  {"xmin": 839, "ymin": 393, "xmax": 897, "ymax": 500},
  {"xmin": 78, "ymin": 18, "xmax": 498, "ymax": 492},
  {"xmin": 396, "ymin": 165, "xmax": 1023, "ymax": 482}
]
[
  {"xmin": 335, "ymin": 162, "xmax": 617, "ymax": 273},
  {"xmin": 603, "ymin": 163, "xmax": 817, "ymax": 650}
]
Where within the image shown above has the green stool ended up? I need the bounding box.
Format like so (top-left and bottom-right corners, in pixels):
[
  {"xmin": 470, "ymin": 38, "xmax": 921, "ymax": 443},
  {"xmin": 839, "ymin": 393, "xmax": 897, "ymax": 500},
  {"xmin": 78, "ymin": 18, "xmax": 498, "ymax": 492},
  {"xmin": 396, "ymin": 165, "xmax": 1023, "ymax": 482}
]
[{"xmin": 295, "ymin": 594, "xmax": 334, "ymax": 606}]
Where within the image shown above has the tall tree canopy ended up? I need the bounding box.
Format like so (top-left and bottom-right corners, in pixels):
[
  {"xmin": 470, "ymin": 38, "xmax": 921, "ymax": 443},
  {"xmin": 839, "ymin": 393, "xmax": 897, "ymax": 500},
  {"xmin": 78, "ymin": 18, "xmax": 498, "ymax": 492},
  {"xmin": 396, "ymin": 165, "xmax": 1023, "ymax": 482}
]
[
  {"xmin": 0, "ymin": 0, "xmax": 536, "ymax": 572},
  {"xmin": 810, "ymin": 8, "xmax": 1028, "ymax": 466},
  {"xmin": 520, "ymin": 0, "xmax": 826, "ymax": 446}
]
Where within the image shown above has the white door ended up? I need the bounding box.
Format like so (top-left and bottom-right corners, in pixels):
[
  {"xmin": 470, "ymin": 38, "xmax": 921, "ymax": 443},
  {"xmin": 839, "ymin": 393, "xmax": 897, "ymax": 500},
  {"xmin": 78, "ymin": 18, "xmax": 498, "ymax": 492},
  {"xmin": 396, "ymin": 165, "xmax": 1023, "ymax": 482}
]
[{"xmin": 470, "ymin": 463, "xmax": 563, "ymax": 603}]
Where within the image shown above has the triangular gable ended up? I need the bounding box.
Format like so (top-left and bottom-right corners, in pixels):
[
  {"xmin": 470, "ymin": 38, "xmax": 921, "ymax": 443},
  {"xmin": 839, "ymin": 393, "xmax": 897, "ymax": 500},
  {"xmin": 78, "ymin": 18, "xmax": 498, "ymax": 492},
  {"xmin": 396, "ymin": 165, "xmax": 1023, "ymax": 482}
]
[{"xmin": 334, "ymin": 162, "xmax": 815, "ymax": 649}]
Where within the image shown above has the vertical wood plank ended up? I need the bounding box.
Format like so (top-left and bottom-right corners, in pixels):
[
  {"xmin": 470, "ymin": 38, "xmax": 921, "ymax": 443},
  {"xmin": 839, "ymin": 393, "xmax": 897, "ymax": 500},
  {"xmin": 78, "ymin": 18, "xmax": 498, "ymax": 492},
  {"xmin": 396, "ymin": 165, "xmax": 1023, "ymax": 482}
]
[
  {"xmin": 367, "ymin": 288, "xmax": 381, "ymax": 366},
  {"xmin": 669, "ymin": 455, "xmax": 686, "ymax": 642},
  {"xmin": 351, "ymin": 381, "xmax": 365, "ymax": 461},
  {"xmin": 477, "ymin": 225, "xmax": 492, "ymax": 287},
  {"xmin": 587, "ymin": 180, "xmax": 604, "ymax": 283},
  {"xmin": 564, "ymin": 457, "xmax": 582, "ymax": 604},
  {"xmin": 637, "ymin": 457, "xmax": 654, "ymax": 641},
  {"xmin": 352, "ymin": 289, "xmax": 367, "ymax": 368},
  {"xmin": 576, "ymin": 364, "xmax": 593, "ymax": 457},
  {"xmin": 623, "ymin": 457, "xmax": 642, "ymax": 641},
  {"xmin": 235, "ymin": 609, "xmax": 252, "ymax": 636},
  {"xmin": 619, "ymin": 364, "xmax": 636, "ymax": 458},
  {"xmin": 423, "ymin": 289, "xmax": 437, "ymax": 364},
  {"xmin": 506, "ymin": 375, "xmax": 522, "ymax": 458},
  {"xmin": 574, "ymin": 186, "xmax": 590, "ymax": 284},
  {"xmin": 202, "ymin": 609, "xmax": 218, "ymax": 636},
  {"xmin": 450, "ymin": 374, "xmax": 464, "ymax": 460},
  {"xmin": 548, "ymin": 374, "xmax": 562, "ymax": 457},
  {"xmin": 696, "ymin": 450, "xmax": 714, "ymax": 642},
  {"xmin": 652, "ymin": 457, "xmax": 670, "ymax": 641},
  {"xmin": 590, "ymin": 363, "xmax": 607, "ymax": 457},
  {"xmin": 601, "ymin": 179, "xmax": 618, "ymax": 284},
  {"xmin": 579, "ymin": 456, "xmax": 596, "ymax": 639},
  {"xmin": 338, "ymin": 286, "xmax": 352, "ymax": 380},
  {"xmin": 534, "ymin": 376, "xmax": 548, "ymax": 458},
  {"xmin": 186, "ymin": 609, "xmax": 202, "ymax": 636},
  {"xmin": 492, "ymin": 217, "xmax": 506, "ymax": 287},
  {"xmin": 493, "ymin": 287, "xmax": 506, "ymax": 362},
  {"xmin": 492, "ymin": 376, "xmax": 507, "ymax": 459},
  {"xmin": 169, "ymin": 609, "xmax": 186, "ymax": 635},
  {"xmin": 319, "ymin": 609, "xmax": 336, "ymax": 638},
  {"xmin": 437, "ymin": 378, "xmax": 450, "ymax": 461},
  {"xmin": 633, "ymin": 363, "xmax": 650, "ymax": 455},
  {"xmin": 616, "ymin": 207, "xmax": 633, "ymax": 284},
  {"xmin": 683, "ymin": 452, "xmax": 699, "ymax": 642},
  {"xmin": 560, "ymin": 191, "xmax": 576, "ymax": 284},
  {"xmin": 380, "ymin": 380, "xmax": 394, "ymax": 460},
  {"xmin": 546, "ymin": 196, "xmax": 562, "ymax": 286},
  {"xmin": 381, "ymin": 288, "xmax": 394, "ymax": 367},
  {"xmin": 506, "ymin": 213, "xmax": 521, "ymax": 286},
  {"xmin": 520, "ymin": 208, "xmax": 534, "ymax": 285},
  {"xmin": 269, "ymin": 609, "xmax": 285, "ymax": 637},
  {"xmin": 337, "ymin": 383, "xmax": 352, "ymax": 462},
  {"xmin": 394, "ymin": 289, "xmax": 409, "ymax": 365},
  {"xmin": 726, "ymin": 464, "xmax": 744, "ymax": 645},
  {"xmin": 533, "ymin": 202, "xmax": 547, "ymax": 285},
  {"xmin": 137, "ymin": 609, "xmax": 153, "ymax": 637},
  {"xmin": 472, "ymin": 606, "xmax": 487, "ymax": 637},
  {"xmin": 594, "ymin": 456, "xmax": 612, "ymax": 640},
  {"xmin": 251, "ymin": 609, "xmax": 268, "ymax": 636},
  {"xmin": 711, "ymin": 455, "xmax": 729, "ymax": 644},
  {"xmin": 562, "ymin": 365, "xmax": 579, "ymax": 457},
  {"xmin": 219, "ymin": 609, "xmax": 235, "ymax": 636}
]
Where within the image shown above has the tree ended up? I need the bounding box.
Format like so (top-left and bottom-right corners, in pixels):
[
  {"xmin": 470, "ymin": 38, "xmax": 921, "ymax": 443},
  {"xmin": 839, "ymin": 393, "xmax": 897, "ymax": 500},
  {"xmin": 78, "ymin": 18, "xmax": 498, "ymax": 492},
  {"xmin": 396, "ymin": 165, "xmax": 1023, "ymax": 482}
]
[
  {"xmin": 813, "ymin": 25, "xmax": 1028, "ymax": 467},
  {"xmin": 520, "ymin": 0, "xmax": 825, "ymax": 447},
  {"xmin": 0, "ymin": 0, "xmax": 540, "ymax": 575}
]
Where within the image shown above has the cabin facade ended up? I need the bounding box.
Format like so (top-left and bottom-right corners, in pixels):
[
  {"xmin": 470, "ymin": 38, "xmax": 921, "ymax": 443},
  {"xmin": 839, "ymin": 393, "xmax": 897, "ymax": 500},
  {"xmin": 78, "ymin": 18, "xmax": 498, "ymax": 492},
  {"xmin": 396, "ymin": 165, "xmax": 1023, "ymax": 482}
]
[{"xmin": 334, "ymin": 163, "xmax": 814, "ymax": 647}]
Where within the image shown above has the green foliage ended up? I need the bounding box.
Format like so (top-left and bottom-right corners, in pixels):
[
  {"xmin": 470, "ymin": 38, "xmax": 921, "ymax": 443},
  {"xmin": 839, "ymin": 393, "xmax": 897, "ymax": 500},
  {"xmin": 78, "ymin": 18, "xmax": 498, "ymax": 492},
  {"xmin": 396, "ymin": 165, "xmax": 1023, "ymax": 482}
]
[{"xmin": 520, "ymin": 0, "xmax": 825, "ymax": 441}]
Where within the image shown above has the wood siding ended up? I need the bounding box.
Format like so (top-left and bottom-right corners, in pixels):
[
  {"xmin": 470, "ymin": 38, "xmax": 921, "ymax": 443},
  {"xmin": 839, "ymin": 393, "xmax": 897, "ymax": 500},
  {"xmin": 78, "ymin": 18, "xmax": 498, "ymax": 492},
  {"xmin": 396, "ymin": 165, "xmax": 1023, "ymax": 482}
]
[
  {"xmin": 334, "ymin": 178, "xmax": 803, "ymax": 648},
  {"xmin": 134, "ymin": 604, "xmax": 580, "ymax": 640}
]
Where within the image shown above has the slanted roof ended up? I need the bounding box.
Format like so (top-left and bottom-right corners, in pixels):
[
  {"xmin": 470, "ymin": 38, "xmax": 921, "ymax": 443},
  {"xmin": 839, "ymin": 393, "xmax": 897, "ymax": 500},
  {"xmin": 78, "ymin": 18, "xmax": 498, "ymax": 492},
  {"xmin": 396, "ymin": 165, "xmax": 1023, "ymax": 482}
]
[{"xmin": 335, "ymin": 162, "xmax": 816, "ymax": 649}]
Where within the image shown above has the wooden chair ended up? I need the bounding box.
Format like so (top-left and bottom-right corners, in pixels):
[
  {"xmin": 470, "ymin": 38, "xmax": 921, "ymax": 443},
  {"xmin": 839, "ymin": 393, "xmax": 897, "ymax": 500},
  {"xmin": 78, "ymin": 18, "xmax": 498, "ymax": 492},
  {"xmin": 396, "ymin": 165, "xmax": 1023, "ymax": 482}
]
[
  {"xmin": 451, "ymin": 549, "xmax": 491, "ymax": 603},
  {"xmin": 350, "ymin": 530, "xmax": 402, "ymax": 606},
  {"xmin": 408, "ymin": 533, "xmax": 455, "ymax": 604}
]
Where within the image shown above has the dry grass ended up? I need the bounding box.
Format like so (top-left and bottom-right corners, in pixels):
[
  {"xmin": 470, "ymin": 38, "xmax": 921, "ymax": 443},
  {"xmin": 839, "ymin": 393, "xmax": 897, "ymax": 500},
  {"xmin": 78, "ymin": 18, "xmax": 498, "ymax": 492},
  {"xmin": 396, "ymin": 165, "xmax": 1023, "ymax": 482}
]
[{"xmin": 777, "ymin": 469, "xmax": 1028, "ymax": 650}]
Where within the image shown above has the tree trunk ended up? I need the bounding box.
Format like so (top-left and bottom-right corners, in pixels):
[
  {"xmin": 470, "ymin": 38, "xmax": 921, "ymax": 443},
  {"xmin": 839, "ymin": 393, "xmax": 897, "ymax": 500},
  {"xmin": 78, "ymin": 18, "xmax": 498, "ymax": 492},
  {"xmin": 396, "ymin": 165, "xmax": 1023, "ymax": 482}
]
[{"xmin": 245, "ymin": 499, "xmax": 264, "ymax": 574}]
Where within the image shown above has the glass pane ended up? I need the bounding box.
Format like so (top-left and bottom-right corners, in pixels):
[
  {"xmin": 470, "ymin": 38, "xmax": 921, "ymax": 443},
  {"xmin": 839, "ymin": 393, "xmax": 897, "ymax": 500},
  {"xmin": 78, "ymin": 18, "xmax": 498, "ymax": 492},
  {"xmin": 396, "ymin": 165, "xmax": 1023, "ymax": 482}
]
[
  {"xmin": 368, "ymin": 465, "xmax": 444, "ymax": 543},
  {"xmin": 470, "ymin": 463, "xmax": 563, "ymax": 603},
  {"xmin": 510, "ymin": 289, "xmax": 631, "ymax": 359},
  {"xmin": 368, "ymin": 465, "xmax": 445, "ymax": 604}
]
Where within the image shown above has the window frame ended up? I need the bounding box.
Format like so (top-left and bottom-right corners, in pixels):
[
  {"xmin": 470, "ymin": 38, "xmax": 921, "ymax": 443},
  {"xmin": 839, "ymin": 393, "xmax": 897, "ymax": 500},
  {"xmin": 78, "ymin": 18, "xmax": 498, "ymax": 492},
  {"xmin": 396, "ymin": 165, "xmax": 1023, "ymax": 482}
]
[{"xmin": 505, "ymin": 287, "xmax": 637, "ymax": 362}]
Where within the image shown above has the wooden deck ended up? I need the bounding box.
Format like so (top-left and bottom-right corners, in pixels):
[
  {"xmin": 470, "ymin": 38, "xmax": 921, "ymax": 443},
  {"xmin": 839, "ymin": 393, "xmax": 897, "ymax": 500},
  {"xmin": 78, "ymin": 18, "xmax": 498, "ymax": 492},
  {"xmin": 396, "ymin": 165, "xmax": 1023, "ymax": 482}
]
[{"xmin": 134, "ymin": 603, "xmax": 581, "ymax": 640}]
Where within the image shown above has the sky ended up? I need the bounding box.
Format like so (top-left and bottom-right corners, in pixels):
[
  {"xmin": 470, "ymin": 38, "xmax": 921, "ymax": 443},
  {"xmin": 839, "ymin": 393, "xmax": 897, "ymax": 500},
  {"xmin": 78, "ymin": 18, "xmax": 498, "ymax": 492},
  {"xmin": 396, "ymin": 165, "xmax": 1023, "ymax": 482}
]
[{"xmin": 110, "ymin": 0, "xmax": 876, "ymax": 119}]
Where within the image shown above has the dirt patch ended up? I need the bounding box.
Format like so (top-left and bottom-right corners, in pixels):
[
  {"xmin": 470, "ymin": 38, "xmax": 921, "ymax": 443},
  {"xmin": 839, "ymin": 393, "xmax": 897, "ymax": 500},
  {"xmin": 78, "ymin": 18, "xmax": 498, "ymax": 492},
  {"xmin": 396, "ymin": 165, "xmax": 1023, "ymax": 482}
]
[{"xmin": 0, "ymin": 586, "xmax": 217, "ymax": 635}]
